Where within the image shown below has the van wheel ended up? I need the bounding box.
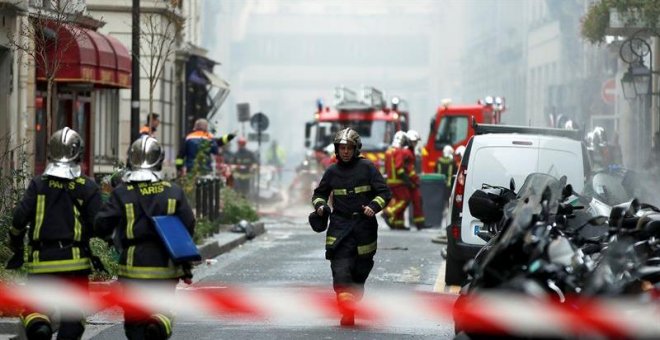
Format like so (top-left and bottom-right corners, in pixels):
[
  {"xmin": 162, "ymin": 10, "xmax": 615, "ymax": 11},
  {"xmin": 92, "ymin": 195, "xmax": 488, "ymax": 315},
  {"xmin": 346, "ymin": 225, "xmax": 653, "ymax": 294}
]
[{"xmin": 444, "ymin": 252, "xmax": 467, "ymax": 286}]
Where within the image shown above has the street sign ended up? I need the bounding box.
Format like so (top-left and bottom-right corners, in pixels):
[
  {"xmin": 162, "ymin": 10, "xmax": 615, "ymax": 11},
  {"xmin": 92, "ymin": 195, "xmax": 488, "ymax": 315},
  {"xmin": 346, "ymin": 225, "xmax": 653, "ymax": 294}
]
[
  {"xmin": 250, "ymin": 112, "xmax": 269, "ymax": 132},
  {"xmin": 237, "ymin": 103, "xmax": 250, "ymax": 122},
  {"xmin": 248, "ymin": 132, "xmax": 269, "ymax": 143},
  {"xmin": 601, "ymin": 78, "xmax": 615, "ymax": 105}
]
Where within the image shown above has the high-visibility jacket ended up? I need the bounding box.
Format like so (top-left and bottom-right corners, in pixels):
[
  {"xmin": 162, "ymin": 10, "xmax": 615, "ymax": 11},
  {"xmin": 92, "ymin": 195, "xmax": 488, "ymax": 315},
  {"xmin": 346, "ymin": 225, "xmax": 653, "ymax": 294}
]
[
  {"xmin": 436, "ymin": 156, "xmax": 455, "ymax": 188},
  {"xmin": 176, "ymin": 130, "xmax": 219, "ymax": 172},
  {"xmin": 94, "ymin": 180, "xmax": 195, "ymax": 279},
  {"xmin": 11, "ymin": 176, "xmax": 102, "ymax": 274},
  {"xmin": 312, "ymin": 157, "xmax": 391, "ymax": 259}
]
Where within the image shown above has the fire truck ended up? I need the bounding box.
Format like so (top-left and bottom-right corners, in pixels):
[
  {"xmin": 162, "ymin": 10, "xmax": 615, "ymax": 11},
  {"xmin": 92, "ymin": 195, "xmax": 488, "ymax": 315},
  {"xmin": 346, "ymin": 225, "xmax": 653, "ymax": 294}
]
[
  {"xmin": 421, "ymin": 96, "xmax": 505, "ymax": 173},
  {"xmin": 304, "ymin": 86, "xmax": 410, "ymax": 171}
]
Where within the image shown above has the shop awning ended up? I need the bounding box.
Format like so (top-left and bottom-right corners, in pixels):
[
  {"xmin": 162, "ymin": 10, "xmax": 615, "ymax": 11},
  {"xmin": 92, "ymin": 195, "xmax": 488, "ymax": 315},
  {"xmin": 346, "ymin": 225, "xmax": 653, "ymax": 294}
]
[
  {"xmin": 201, "ymin": 69, "xmax": 231, "ymax": 117},
  {"xmin": 36, "ymin": 22, "xmax": 131, "ymax": 89}
]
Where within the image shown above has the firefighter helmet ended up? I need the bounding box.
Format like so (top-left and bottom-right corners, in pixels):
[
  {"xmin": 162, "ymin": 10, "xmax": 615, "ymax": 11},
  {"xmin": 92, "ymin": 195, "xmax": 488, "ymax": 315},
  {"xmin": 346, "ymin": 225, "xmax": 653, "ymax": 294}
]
[
  {"xmin": 43, "ymin": 127, "xmax": 83, "ymax": 179},
  {"xmin": 126, "ymin": 136, "xmax": 164, "ymax": 182},
  {"xmin": 391, "ymin": 131, "xmax": 408, "ymax": 148},
  {"xmin": 455, "ymin": 145, "xmax": 466, "ymax": 159},
  {"xmin": 238, "ymin": 137, "xmax": 247, "ymax": 147},
  {"xmin": 333, "ymin": 128, "xmax": 362, "ymax": 153},
  {"xmin": 443, "ymin": 145, "xmax": 454, "ymax": 158},
  {"xmin": 406, "ymin": 130, "xmax": 420, "ymax": 144}
]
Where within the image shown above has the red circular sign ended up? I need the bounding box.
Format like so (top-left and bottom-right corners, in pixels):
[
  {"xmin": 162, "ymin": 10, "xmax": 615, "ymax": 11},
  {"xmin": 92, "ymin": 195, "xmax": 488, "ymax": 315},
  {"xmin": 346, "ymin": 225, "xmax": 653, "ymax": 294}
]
[{"xmin": 601, "ymin": 78, "xmax": 615, "ymax": 105}]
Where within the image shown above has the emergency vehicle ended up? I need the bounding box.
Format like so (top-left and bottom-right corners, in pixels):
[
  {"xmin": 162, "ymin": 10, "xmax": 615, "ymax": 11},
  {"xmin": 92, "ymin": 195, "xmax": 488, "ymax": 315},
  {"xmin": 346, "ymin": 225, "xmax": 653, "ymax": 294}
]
[
  {"xmin": 304, "ymin": 86, "xmax": 410, "ymax": 171},
  {"xmin": 421, "ymin": 96, "xmax": 505, "ymax": 173}
]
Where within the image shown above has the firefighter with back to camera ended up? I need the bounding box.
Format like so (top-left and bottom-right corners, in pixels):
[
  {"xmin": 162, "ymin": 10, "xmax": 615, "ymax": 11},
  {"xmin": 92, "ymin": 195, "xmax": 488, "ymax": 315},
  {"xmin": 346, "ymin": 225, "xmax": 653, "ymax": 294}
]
[
  {"xmin": 8, "ymin": 127, "xmax": 102, "ymax": 340},
  {"xmin": 310, "ymin": 128, "xmax": 391, "ymax": 327},
  {"xmin": 95, "ymin": 136, "xmax": 195, "ymax": 340}
]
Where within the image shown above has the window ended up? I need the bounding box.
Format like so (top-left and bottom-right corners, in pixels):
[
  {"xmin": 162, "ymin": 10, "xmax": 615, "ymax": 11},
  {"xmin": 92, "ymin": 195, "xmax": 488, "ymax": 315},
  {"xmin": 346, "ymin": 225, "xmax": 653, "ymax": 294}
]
[
  {"xmin": 93, "ymin": 89, "xmax": 119, "ymax": 167},
  {"xmin": 435, "ymin": 115, "xmax": 468, "ymax": 148}
]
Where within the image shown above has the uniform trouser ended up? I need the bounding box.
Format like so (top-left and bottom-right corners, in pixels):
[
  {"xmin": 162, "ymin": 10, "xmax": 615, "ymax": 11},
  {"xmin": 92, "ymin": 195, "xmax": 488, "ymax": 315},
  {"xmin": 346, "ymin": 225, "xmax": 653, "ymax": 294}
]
[
  {"xmin": 119, "ymin": 278, "xmax": 177, "ymax": 340},
  {"xmin": 329, "ymin": 233, "xmax": 375, "ymax": 301},
  {"xmin": 410, "ymin": 186, "xmax": 425, "ymax": 228},
  {"xmin": 22, "ymin": 270, "xmax": 89, "ymax": 340},
  {"xmin": 383, "ymin": 185, "xmax": 410, "ymax": 229},
  {"xmin": 233, "ymin": 176, "xmax": 252, "ymax": 197}
]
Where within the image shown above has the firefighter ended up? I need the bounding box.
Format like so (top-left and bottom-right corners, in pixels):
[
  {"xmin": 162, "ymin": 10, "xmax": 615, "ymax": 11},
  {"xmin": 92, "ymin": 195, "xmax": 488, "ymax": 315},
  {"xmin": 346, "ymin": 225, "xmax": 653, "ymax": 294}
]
[
  {"xmin": 311, "ymin": 128, "xmax": 391, "ymax": 327},
  {"xmin": 382, "ymin": 131, "xmax": 411, "ymax": 229},
  {"xmin": 95, "ymin": 136, "xmax": 195, "ymax": 340},
  {"xmin": 405, "ymin": 130, "xmax": 425, "ymax": 229},
  {"xmin": 232, "ymin": 137, "xmax": 257, "ymax": 197},
  {"xmin": 436, "ymin": 145, "xmax": 455, "ymax": 190},
  {"xmin": 139, "ymin": 113, "xmax": 160, "ymax": 137},
  {"xmin": 8, "ymin": 127, "xmax": 102, "ymax": 340}
]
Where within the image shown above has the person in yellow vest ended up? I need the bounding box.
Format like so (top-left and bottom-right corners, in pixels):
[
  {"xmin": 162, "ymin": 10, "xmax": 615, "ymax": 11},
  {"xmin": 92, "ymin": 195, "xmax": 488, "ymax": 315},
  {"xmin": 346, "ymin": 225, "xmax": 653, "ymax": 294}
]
[
  {"xmin": 8, "ymin": 127, "xmax": 102, "ymax": 340},
  {"xmin": 139, "ymin": 113, "xmax": 160, "ymax": 137}
]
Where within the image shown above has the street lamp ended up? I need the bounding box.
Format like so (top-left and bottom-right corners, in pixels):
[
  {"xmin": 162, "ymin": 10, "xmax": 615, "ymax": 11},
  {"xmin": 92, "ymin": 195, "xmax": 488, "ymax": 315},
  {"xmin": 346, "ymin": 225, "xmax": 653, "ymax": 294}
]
[{"xmin": 621, "ymin": 63, "xmax": 652, "ymax": 99}]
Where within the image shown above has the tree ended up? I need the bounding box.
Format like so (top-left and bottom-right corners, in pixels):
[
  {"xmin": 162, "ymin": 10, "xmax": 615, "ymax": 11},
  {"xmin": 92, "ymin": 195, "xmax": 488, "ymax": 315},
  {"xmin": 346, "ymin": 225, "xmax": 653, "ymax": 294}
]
[
  {"xmin": 139, "ymin": 0, "xmax": 184, "ymax": 124},
  {"xmin": 6, "ymin": 0, "xmax": 89, "ymax": 138},
  {"xmin": 582, "ymin": 0, "xmax": 660, "ymax": 44}
]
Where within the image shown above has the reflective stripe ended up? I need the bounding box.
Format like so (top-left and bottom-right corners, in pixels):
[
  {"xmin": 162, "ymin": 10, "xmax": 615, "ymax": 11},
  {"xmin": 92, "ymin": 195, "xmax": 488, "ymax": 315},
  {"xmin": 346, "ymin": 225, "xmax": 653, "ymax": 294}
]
[
  {"xmin": 312, "ymin": 197, "xmax": 326, "ymax": 207},
  {"xmin": 354, "ymin": 185, "xmax": 371, "ymax": 193},
  {"xmin": 333, "ymin": 189, "xmax": 347, "ymax": 196},
  {"xmin": 153, "ymin": 313, "xmax": 173, "ymax": 336},
  {"xmin": 175, "ymin": 159, "xmax": 184, "ymax": 166},
  {"xmin": 33, "ymin": 195, "xmax": 45, "ymax": 240},
  {"xmin": 357, "ymin": 241, "xmax": 377, "ymax": 255},
  {"xmin": 326, "ymin": 236, "xmax": 336, "ymax": 246},
  {"xmin": 396, "ymin": 168, "xmax": 405, "ymax": 174},
  {"xmin": 27, "ymin": 258, "xmax": 91, "ymax": 273},
  {"xmin": 386, "ymin": 179, "xmax": 404, "ymax": 185},
  {"xmin": 127, "ymin": 246, "xmax": 135, "ymax": 267},
  {"xmin": 125, "ymin": 203, "xmax": 135, "ymax": 239},
  {"xmin": 413, "ymin": 217, "xmax": 425, "ymax": 223},
  {"xmin": 409, "ymin": 171, "xmax": 417, "ymax": 177},
  {"xmin": 337, "ymin": 292, "xmax": 355, "ymax": 302},
  {"xmin": 22, "ymin": 312, "xmax": 50, "ymax": 327},
  {"xmin": 72, "ymin": 247, "xmax": 80, "ymax": 259},
  {"xmin": 9, "ymin": 226, "xmax": 22, "ymax": 236},
  {"xmin": 118, "ymin": 265, "xmax": 183, "ymax": 279},
  {"xmin": 167, "ymin": 199, "xmax": 176, "ymax": 215},
  {"xmin": 372, "ymin": 196, "xmax": 386, "ymax": 208},
  {"xmin": 73, "ymin": 205, "xmax": 82, "ymax": 242}
]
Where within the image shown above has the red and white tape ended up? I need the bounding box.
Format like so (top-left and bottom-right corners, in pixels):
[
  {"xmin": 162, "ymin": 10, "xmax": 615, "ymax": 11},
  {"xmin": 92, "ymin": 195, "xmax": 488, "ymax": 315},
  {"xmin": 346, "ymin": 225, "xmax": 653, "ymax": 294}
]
[{"xmin": 0, "ymin": 279, "xmax": 658, "ymax": 337}]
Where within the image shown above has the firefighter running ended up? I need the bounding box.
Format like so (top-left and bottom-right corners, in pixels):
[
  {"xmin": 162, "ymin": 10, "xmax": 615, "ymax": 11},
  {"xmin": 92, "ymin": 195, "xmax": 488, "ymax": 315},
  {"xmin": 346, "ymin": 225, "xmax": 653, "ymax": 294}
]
[
  {"xmin": 311, "ymin": 128, "xmax": 391, "ymax": 327},
  {"xmin": 95, "ymin": 136, "xmax": 196, "ymax": 340},
  {"xmin": 8, "ymin": 127, "xmax": 102, "ymax": 340}
]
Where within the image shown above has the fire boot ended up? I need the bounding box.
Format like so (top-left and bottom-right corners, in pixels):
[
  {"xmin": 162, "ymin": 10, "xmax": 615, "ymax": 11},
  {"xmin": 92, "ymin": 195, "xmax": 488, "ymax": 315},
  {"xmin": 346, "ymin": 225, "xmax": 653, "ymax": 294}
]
[
  {"xmin": 337, "ymin": 292, "xmax": 356, "ymax": 327},
  {"xmin": 22, "ymin": 313, "xmax": 52, "ymax": 340}
]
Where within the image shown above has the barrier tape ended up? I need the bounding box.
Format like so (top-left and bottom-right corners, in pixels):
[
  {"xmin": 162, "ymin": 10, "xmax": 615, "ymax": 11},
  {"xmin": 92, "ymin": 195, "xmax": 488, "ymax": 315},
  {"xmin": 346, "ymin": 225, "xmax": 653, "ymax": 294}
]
[{"xmin": 0, "ymin": 279, "xmax": 658, "ymax": 337}]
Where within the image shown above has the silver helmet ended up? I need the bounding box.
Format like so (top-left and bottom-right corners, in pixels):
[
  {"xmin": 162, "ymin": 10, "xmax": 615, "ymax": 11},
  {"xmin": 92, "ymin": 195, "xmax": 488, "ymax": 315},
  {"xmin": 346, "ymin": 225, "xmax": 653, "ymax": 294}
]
[
  {"xmin": 126, "ymin": 136, "xmax": 164, "ymax": 182},
  {"xmin": 391, "ymin": 130, "xmax": 408, "ymax": 148},
  {"xmin": 43, "ymin": 127, "xmax": 83, "ymax": 179},
  {"xmin": 333, "ymin": 128, "xmax": 362, "ymax": 153}
]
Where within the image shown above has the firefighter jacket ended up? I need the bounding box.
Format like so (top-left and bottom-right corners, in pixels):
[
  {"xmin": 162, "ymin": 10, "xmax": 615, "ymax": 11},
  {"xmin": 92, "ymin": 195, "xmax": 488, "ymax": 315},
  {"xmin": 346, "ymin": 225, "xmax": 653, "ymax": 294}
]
[
  {"xmin": 384, "ymin": 147, "xmax": 410, "ymax": 187},
  {"xmin": 11, "ymin": 176, "xmax": 102, "ymax": 274},
  {"xmin": 175, "ymin": 130, "xmax": 219, "ymax": 172},
  {"xmin": 232, "ymin": 148, "xmax": 257, "ymax": 180},
  {"xmin": 436, "ymin": 156, "xmax": 455, "ymax": 188},
  {"xmin": 94, "ymin": 180, "xmax": 195, "ymax": 279},
  {"xmin": 312, "ymin": 157, "xmax": 391, "ymax": 259}
]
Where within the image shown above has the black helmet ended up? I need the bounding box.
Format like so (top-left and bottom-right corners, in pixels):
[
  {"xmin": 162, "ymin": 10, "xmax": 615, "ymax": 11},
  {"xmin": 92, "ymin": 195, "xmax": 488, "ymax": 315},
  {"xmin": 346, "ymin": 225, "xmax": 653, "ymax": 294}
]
[
  {"xmin": 44, "ymin": 127, "xmax": 83, "ymax": 179},
  {"xmin": 308, "ymin": 206, "xmax": 330, "ymax": 233},
  {"xmin": 333, "ymin": 128, "xmax": 361, "ymax": 157}
]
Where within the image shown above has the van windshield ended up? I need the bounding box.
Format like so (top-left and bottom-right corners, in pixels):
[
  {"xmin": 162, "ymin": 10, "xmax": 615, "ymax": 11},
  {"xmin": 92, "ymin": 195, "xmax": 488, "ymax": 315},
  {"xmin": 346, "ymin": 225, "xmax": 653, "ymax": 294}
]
[{"xmin": 435, "ymin": 115, "xmax": 468, "ymax": 147}]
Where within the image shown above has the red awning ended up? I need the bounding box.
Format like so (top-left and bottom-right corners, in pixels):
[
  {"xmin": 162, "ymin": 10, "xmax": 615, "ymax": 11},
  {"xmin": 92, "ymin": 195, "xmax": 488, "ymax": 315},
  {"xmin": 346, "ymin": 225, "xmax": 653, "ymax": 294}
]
[{"xmin": 36, "ymin": 22, "xmax": 131, "ymax": 89}]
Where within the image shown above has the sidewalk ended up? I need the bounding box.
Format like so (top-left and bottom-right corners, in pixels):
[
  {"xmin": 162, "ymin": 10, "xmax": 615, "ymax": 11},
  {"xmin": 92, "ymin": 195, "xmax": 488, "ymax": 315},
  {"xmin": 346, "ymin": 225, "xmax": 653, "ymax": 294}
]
[{"xmin": 0, "ymin": 222, "xmax": 266, "ymax": 340}]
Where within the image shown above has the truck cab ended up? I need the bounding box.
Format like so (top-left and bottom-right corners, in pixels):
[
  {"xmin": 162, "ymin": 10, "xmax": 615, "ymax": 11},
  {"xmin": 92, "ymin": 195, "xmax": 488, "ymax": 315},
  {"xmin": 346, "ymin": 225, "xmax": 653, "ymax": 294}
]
[
  {"xmin": 305, "ymin": 86, "xmax": 409, "ymax": 171},
  {"xmin": 422, "ymin": 97, "xmax": 505, "ymax": 173}
]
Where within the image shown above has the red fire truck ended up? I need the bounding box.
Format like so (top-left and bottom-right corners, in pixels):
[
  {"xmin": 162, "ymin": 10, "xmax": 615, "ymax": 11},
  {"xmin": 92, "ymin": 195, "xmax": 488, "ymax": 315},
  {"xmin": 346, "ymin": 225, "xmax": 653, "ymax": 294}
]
[
  {"xmin": 421, "ymin": 97, "xmax": 505, "ymax": 173},
  {"xmin": 304, "ymin": 86, "xmax": 410, "ymax": 171}
]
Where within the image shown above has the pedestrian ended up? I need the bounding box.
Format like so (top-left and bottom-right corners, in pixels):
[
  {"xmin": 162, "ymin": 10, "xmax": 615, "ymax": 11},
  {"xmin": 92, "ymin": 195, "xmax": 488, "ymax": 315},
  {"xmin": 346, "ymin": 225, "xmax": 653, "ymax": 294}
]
[
  {"xmin": 311, "ymin": 127, "xmax": 391, "ymax": 327},
  {"xmin": 232, "ymin": 137, "xmax": 257, "ymax": 197},
  {"xmin": 382, "ymin": 131, "xmax": 412, "ymax": 229},
  {"xmin": 175, "ymin": 118, "xmax": 220, "ymax": 176},
  {"xmin": 139, "ymin": 113, "xmax": 160, "ymax": 137},
  {"xmin": 405, "ymin": 130, "xmax": 425, "ymax": 229},
  {"xmin": 7, "ymin": 127, "xmax": 102, "ymax": 340},
  {"xmin": 95, "ymin": 136, "xmax": 195, "ymax": 340},
  {"xmin": 265, "ymin": 139, "xmax": 286, "ymax": 184}
]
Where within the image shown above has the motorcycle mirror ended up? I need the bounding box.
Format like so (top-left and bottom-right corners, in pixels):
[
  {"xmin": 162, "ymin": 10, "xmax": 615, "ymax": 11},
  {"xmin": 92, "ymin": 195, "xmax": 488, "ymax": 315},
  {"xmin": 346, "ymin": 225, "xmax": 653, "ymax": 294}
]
[{"xmin": 509, "ymin": 177, "xmax": 516, "ymax": 192}]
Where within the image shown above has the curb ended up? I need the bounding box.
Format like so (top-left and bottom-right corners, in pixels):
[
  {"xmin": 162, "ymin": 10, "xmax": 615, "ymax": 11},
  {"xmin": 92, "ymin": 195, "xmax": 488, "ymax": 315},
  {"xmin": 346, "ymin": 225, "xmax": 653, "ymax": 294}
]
[{"xmin": 0, "ymin": 221, "xmax": 267, "ymax": 338}]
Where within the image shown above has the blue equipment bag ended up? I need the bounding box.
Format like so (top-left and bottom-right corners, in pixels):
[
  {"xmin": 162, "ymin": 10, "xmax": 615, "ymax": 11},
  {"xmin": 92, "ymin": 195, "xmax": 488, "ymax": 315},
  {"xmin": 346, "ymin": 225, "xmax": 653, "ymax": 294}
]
[{"xmin": 151, "ymin": 215, "xmax": 201, "ymax": 263}]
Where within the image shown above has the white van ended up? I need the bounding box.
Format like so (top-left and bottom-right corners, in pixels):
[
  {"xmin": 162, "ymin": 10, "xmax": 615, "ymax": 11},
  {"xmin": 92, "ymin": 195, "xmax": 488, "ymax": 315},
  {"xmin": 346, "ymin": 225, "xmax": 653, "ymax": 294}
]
[{"xmin": 444, "ymin": 125, "xmax": 590, "ymax": 285}]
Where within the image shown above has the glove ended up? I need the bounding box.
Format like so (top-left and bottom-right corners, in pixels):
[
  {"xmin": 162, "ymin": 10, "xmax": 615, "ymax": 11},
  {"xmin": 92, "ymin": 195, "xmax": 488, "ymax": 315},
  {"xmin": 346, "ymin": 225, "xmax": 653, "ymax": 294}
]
[
  {"xmin": 5, "ymin": 250, "xmax": 24, "ymax": 270},
  {"xmin": 227, "ymin": 133, "xmax": 236, "ymax": 141}
]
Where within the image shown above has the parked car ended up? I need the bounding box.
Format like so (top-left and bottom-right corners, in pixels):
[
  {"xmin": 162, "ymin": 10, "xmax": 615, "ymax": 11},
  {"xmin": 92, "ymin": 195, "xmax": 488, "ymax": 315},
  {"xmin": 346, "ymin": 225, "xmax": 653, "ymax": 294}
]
[{"xmin": 444, "ymin": 123, "xmax": 591, "ymax": 285}]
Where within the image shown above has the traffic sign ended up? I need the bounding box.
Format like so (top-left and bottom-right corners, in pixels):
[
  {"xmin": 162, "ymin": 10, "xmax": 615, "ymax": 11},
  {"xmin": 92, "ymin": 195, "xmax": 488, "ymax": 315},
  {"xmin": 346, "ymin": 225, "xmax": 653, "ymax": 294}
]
[
  {"xmin": 248, "ymin": 132, "xmax": 269, "ymax": 143},
  {"xmin": 601, "ymin": 78, "xmax": 615, "ymax": 105},
  {"xmin": 250, "ymin": 112, "xmax": 269, "ymax": 132},
  {"xmin": 237, "ymin": 103, "xmax": 251, "ymax": 122}
]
